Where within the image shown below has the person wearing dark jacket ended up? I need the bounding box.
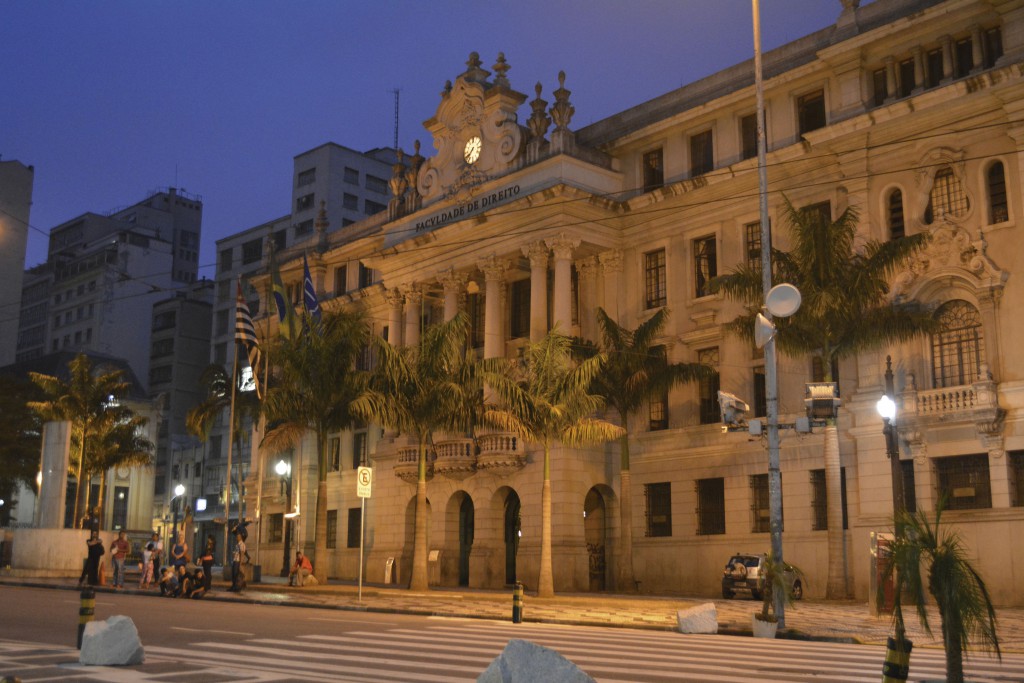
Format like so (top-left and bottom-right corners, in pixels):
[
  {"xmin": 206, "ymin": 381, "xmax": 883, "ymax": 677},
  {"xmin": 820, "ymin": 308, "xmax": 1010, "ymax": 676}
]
[
  {"xmin": 199, "ymin": 534, "xmax": 215, "ymax": 592},
  {"xmin": 79, "ymin": 530, "xmax": 104, "ymax": 586}
]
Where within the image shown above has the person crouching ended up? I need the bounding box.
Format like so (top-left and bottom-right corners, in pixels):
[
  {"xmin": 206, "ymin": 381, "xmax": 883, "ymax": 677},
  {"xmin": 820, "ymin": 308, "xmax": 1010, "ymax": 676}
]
[{"xmin": 288, "ymin": 550, "xmax": 314, "ymax": 587}]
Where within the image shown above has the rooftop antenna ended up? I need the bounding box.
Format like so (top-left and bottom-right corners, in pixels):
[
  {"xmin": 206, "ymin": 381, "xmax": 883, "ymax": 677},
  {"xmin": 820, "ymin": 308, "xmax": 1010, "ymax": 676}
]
[{"xmin": 390, "ymin": 88, "xmax": 401, "ymax": 150}]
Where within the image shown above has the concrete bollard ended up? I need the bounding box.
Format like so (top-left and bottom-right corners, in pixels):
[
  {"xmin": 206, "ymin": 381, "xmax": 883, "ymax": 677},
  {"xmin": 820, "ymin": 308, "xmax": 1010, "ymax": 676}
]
[
  {"xmin": 881, "ymin": 636, "xmax": 913, "ymax": 682},
  {"xmin": 77, "ymin": 588, "xmax": 95, "ymax": 649},
  {"xmin": 512, "ymin": 581, "xmax": 524, "ymax": 623}
]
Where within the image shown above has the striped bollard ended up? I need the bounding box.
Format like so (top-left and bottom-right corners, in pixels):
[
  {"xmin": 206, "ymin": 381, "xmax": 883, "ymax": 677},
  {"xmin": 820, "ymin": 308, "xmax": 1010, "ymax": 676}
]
[
  {"xmin": 881, "ymin": 636, "xmax": 913, "ymax": 682},
  {"xmin": 77, "ymin": 587, "xmax": 95, "ymax": 649},
  {"xmin": 512, "ymin": 582, "xmax": 523, "ymax": 623}
]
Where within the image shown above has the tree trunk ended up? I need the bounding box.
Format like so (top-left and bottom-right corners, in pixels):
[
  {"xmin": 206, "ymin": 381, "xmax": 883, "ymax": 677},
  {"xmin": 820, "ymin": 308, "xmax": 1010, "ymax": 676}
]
[
  {"xmin": 538, "ymin": 445, "xmax": 554, "ymax": 598},
  {"xmin": 945, "ymin": 629, "xmax": 965, "ymax": 683},
  {"xmin": 409, "ymin": 440, "xmax": 429, "ymax": 591},
  {"xmin": 72, "ymin": 433, "xmax": 87, "ymax": 527},
  {"xmin": 313, "ymin": 432, "xmax": 328, "ymax": 584},
  {"xmin": 618, "ymin": 438, "xmax": 635, "ymax": 592},
  {"xmin": 823, "ymin": 423, "xmax": 848, "ymax": 598},
  {"xmin": 95, "ymin": 469, "xmax": 107, "ymax": 529}
]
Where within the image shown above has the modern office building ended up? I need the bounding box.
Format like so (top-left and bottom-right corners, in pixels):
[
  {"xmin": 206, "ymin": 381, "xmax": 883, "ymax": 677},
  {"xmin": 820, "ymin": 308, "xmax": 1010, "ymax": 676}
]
[{"xmin": 232, "ymin": 0, "xmax": 1023, "ymax": 605}]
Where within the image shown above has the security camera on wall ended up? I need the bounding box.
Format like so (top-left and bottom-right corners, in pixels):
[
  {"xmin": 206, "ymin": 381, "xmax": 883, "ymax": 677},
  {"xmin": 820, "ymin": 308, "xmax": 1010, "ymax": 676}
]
[{"xmin": 717, "ymin": 390, "xmax": 750, "ymax": 426}]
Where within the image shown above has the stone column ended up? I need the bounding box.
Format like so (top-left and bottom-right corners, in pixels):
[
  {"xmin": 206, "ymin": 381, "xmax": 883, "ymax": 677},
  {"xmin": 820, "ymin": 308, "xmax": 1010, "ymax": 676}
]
[
  {"xmin": 884, "ymin": 56, "xmax": 896, "ymax": 100},
  {"xmin": 404, "ymin": 285, "xmax": 423, "ymax": 347},
  {"xmin": 385, "ymin": 289, "xmax": 404, "ymax": 347},
  {"xmin": 971, "ymin": 25, "xmax": 984, "ymax": 73},
  {"xmin": 941, "ymin": 35, "xmax": 954, "ymax": 83},
  {"xmin": 912, "ymin": 47, "xmax": 924, "ymax": 95},
  {"xmin": 576, "ymin": 256, "xmax": 599, "ymax": 342},
  {"xmin": 439, "ymin": 269, "xmax": 467, "ymax": 322},
  {"xmin": 523, "ymin": 241, "xmax": 549, "ymax": 342},
  {"xmin": 547, "ymin": 234, "xmax": 579, "ymax": 334},
  {"xmin": 599, "ymin": 250, "xmax": 623, "ymax": 323},
  {"xmin": 478, "ymin": 255, "xmax": 509, "ymax": 359},
  {"xmin": 35, "ymin": 421, "xmax": 71, "ymax": 529}
]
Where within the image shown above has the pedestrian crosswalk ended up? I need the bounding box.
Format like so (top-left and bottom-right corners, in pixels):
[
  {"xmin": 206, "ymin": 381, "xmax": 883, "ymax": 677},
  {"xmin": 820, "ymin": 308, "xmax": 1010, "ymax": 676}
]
[{"xmin": 3, "ymin": 620, "xmax": 1024, "ymax": 682}]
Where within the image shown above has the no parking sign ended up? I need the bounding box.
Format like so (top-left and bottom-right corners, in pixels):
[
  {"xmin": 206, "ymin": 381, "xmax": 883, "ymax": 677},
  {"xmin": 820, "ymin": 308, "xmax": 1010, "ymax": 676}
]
[{"xmin": 357, "ymin": 466, "xmax": 372, "ymax": 498}]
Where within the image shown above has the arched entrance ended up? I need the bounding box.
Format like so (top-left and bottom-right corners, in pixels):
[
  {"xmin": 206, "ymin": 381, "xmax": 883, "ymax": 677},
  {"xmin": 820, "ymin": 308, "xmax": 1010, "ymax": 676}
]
[
  {"xmin": 504, "ymin": 490, "xmax": 521, "ymax": 586},
  {"xmin": 584, "ymin": 487, "xmax": 607, "ymax": 591},
  {"xmin": 458, "ymin": 496, "xmax": 474, "ymax": 587}
]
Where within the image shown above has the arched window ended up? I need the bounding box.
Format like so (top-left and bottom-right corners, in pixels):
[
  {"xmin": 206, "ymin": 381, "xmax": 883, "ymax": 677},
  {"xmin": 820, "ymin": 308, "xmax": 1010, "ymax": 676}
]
[
  {"xmin": 931, "ymin": 300, "xmax": 985, "ymax": 388},
  {"xmin": 987, "ymin": 161, "xmax": 1008, "ymax": 224},
  {"xmin": 887, "ymin": 189, "xmax": 905, "ymax": 240},
  {"xmin": 925, "ymin": 167, "xmax": 969, "ymax": 223}
]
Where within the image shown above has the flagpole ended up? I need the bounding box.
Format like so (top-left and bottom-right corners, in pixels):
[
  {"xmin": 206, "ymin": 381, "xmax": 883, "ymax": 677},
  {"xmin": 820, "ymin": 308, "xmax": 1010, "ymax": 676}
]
[{"xmin": 253, "ymin": 289, "xmax": 271, "ymax": 568}]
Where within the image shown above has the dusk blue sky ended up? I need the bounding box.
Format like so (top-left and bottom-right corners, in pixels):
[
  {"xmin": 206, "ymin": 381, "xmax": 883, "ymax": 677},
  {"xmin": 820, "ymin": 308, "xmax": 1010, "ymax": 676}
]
[{"xmin": 4, "ymin": 1, "xmax": 852, "ymax": 276}]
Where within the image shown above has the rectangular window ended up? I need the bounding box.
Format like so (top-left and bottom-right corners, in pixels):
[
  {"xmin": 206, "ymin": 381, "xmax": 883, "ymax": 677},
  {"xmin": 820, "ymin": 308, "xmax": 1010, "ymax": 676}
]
[
  {"xmin": 644, "ymin": 482, "xmax": 672, "ymax": 537},
  {"xmin": 693, "ymin": 235, "xmax": 717, "ymax": 298},
  {"xmin": 364, "ymin": 199, "xmax": 387, "ymax": 215},
  {"xmin": 901, "ymin": 459, "xmax": 917, "ymax": 514},
  {"xmin": 698, "ymin": 347, "xmax": 720, "ymax": 425},
  {"xmin": 358, "ymin": 264, "xmax": 374, "ymax": 288},
  {"xmin": 333, "ymin": 265, "xmax": 348, "ymax": 296},
  {"xmin": 365, "ymin": 174, "xmax": 388, "ymax": 194},
  {"xmin": 352, "ymin": 430, "xmax": 367, "ymax": 468},
  {"xmin": 926, "ymin": 48, "xmax": 944, "ymax": 88},
  {"xmin": 898, "ymin": 58, "xmax": 915, "ymax": 98},
  {"xmin": 296, "ymin": 193, "xmax": 315, "ymax": 212},
  {"xmin": 344, "ymin": 167, "xmax": 359, "ymax": 185},
  {"xmin": 740, "ymin": 113, "xmax": 758, "ymax": 161},
  {"xmin": 810, "ymin": 468, "xmax": 848, "ymax": 531},
  {"xmin": 293, "ymin": 220, "xmax": 313, "ymax": 237},
  {"xmin": 644, "ymin": 249, "xmax": 666, "ymax": 309},
  {"xmin": 214, "ymin": 342, "xmax": 227, "ymax": 365},
  {"xmin": 935, "ymin": 454, "xmax": 991, "ymax": 510},
  {"xmin": 745, "ymin": 221, "xmax": 762, "ymax": 268},
  {"xmin": 326, "ymin": 509, "xmax": 337, "ymax": 549},
  {"xmin": 297, "ymin": 168, "xmax": 316, "ymax": 187},
  {"xmin": 241, "ymin": 239, "xmax": 262, "ymax": 265},
  {"xmin": 753, "ymin": 366, "xmax": 767, "ymax": 418},
  {"xmin": 328, "ymin": 436, "xmax": 341, "ymax": 472},
  {"xmin": 267, "ymin": 513, "xmax": 283, "ymax": 543},
  {"xmin": 509, "ymin": 279, "xmax": 530, "ymax": 339},
  {"xmin": 273, "ymin": 229, "xmax": 288, "ymax": 253},
  {"xmin": 642, "ymin": 148, "xmax": 664, "ymax": 193},
  {"xmin": 347, "ymin": 508, "xmax": 362, "ymax": 548},
  {"xmin": 468, "ymin": 292, "xmax": 485, "ymax": 348},
  {"xmin": 872, "ymin": 68, "xmax": 888, "ymax": 106},
  {"xmin": 955, "ymin": 37, "xmax": 974, "ymax": 76},
  {"xmin": 696, "ymin": 478, "xmax": 725, "ymax": 535},
  {"xmin": 1010, "ymin": 451, "xmax": 1024, "ymax": 506},
  {"xmin": 797, "ymin": 90, "xmax": 826, "ymax": 135},
  {"xmin": 689, "ymin": 129, "xmax": 714, "ymax": 176},
  {"xmin": 111, "ymin": 486, "xmax": 129, "ymax": 530},
  {"xmin": 649, "ymin": 384, "xmax": 668, "ymax": 432},
  {"xmin": 219, "ymin": 248, "xmax": 233, "ymax": 272},
  {"xmin": 983, "ymin": 27, "xmax": 1003, "ymax": 69},
  {"xmin": 343, "ymin": 193, "xmax": 359, "ymax": 210}
]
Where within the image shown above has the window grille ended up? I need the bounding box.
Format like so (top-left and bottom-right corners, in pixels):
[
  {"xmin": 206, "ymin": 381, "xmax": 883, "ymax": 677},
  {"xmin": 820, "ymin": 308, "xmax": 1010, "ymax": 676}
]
[
  {"xmin": 649, "ymin": 388, "xmax": 668, "ymax": 431},
  {"xmin": 690, "ymin": 130, "xmax": 713, "ymax": 177},
  {"xmin": 642, "ymin": 149, "xmax": 664, "ymax": 193},
  {"xmin": 987, "ymin": 162, "xmax": 1008, "ymax": 224},
  {"xmin": 797, "ymin": 90, "xmax": 826, "ymax": 135},
  {"xmin": 888, "ymin": 190, "xmax": 905, "ymax": 240},
  {"xmin": 326, "ymin": 510, "xmax": 337, "ymax": 549},
  {"xmin": 644, "ymin": 249, "xmax": 666, "ymax": 309},
  {"xmin": 926, "ymin": 168, "xmax": 969, "ymax": 222},
  {"xmin": 267, "ymin": 513, "xmax": 283, "ymax": 543},
  {"xmin": 931, "ymin": 300, "xmax": 984, "ymax": 388},
  {"xmin": 750, "ymin": 473, "xmax": 771, "ymax": 533},
  {"xmin": 693, "ymin": 236, "xmax": 717, "ymax": 298},
  {"xmin": 644, "ymin": 482, "xmax": 672, "ymax": 537},
  {"xmin": 810, "ymin": 468, "xmax": 848, "ymax": 531},
  {"xmin": 696, "ymin": 478, "xmax": 725, "ymax": 535},
  {"xmin": 745, "ymin": 221, "xmax": 762, "ymax": 268},
  {"xmin": 935, "ymin": 454, "xmax": 991, "ymax": 510}
]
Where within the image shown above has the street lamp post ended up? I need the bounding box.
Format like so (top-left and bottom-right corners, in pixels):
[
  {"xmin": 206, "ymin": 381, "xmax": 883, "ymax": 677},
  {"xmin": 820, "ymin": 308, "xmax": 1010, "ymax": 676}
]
[
  {"xmin": 170, "ymin": 483, "xmax": 186, "ymax": 550},
  {"xmin": 276, "ymin": 460, "xmax": 292, "ymax": 577},
  {"xmin": 876, "ymin": 356, "xmax": 905, "ymax": 526}
]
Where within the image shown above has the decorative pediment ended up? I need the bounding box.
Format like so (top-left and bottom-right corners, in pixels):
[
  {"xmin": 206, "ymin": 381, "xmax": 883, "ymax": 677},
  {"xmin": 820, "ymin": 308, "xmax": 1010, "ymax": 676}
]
[
  {"xmin": 891, "ymin": 219, "xmax": 1008, "ymax": 303},
  {"xmin": 417, "ymin": 52, "xmax": 527, "ymax": 205}
]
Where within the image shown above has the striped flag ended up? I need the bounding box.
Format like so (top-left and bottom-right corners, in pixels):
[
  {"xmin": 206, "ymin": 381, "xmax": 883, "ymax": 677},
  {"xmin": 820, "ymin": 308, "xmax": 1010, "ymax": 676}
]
[
  {"xmin": 271, "ymin": 252, "xmax": 298, "ymax": 340},
  {"xmin": 303, "ymin": 253, "xmax": 322, "ymax": 325},
  {"xmin": 235, "ymin": 281, "xmax": 262, "ymax": 397}
]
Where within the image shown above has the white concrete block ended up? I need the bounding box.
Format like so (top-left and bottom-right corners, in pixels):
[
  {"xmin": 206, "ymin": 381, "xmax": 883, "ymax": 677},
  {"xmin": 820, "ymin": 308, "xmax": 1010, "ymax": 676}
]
[
  {"xmin": 676, "ymin": 602, "xmax": 718, "ymax": 634},
  {"xmin": 477, "ymin": 638, "xmax": 595, "ymax": 683},
  {"xmin": 79, "ymin": 615, "xmax": 145, "ymax": 666}
]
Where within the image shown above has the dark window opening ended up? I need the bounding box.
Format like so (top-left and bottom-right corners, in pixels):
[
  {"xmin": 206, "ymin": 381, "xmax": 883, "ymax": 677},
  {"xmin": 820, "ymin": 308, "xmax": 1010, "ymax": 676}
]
[
  {"xmin": 645, "ymin": 482, "xmax": 672, "ymax": 537},
  {"xmin": 797, "ymin": 90, "xmax": 826, "ymax": 135},
  {"xmin": 888, "ymin": 189, "xmax": 905, "ymax": 240},
  {"xmin": 935, "ymin": 454, "xmax": 991, "ymax": 510},
  {"xmin": 643, "ymin": 149, "xmax": 664, "ymax": 193},
  {"xmin": 696, "ymin": 478, "xmax": 726, "ymax": 535}
]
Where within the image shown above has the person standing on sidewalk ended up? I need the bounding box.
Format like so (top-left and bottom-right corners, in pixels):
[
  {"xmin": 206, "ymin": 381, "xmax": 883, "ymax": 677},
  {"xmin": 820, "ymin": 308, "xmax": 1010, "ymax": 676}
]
[
  {"xmin": 79, "ymin": 530, "xmax": 104, "ymax": 586},
  {"xmin": 170, "ymin": 531, "xmax": 188, "ymax": 570},
  {"xmin": 228, "ymin": 532, "xmax": 247, "ymax": 592},
  {"xmin": 150, "ymin": 531, "xmax": 163, "ymax": 578},
  {"xmin": 199, "ymin": 534, "xmax": 215, "ymax": 592},
  {"xmin": 109, "ymin": 530, "xmax": 130, "ymax": 589}
]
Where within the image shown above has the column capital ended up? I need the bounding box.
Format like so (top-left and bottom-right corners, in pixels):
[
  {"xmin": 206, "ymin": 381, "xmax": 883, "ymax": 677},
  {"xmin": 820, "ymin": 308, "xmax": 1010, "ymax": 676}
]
[
  {"xmin": 402, "ymin": 282, "xmax": 425, "ymax": 304},
  {"xmin": 522, "ymin": 241, "xmax": 550, "ymax": 269},
  {"xmin": 384, "ymin": 288, "xmax": 405, "ymax": 307},
  {"xmin": 546, "ymin": 233, "xmax": 580, "ymax": 261},
  {"xmin": 478, "ymin": 254, "xmax": 510, "ymax": 281},
  {"xmin": 577, "ymin": 255, "xmax": 599, "ymax": 282},
  {"xmin": 599, "ymin": 249, "xmax": 623, "ymax": 274},
  {"xmin": 438, "ymin": 267, "xmax": 468, "ymax": 293}
]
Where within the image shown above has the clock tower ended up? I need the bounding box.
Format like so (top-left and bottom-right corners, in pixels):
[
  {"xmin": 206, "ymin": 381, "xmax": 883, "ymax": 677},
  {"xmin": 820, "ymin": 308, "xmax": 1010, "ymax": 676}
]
[{"xmin": 417, "ymin": 52, "xmax": 527, "ymax": 204}]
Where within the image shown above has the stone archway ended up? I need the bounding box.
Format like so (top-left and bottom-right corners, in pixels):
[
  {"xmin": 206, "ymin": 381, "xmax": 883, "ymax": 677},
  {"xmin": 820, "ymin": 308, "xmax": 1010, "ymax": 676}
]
[
  {"xmin": 458, "ymin": 495, "xmax": 474, "ymax": 587},
  {"xmin": 584, "ymin": 487, "xmax": 607, "ymax": 591},
  {"xmin": 503, "ymin": 490, "xmax": 521, "ymax": 586}
]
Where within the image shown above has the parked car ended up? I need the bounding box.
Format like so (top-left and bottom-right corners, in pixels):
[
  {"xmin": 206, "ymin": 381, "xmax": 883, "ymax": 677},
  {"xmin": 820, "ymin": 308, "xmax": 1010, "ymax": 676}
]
[{"xmin": 721, "ymin": 552, "xmax": 803, "ymax": 601}]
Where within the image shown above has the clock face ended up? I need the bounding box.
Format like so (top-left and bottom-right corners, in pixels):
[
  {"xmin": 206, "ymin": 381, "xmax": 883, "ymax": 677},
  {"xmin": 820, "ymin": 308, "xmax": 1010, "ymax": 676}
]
[{"xmin": 464, "ymin": 136, "xmax": 482, "ymax": 164}]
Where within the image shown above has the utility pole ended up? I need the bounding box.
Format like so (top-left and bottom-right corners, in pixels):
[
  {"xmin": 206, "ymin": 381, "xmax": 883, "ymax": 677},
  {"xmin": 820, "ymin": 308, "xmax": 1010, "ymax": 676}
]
[{"xmin": 390, "ymin": 88, "xmax": 401, "ymax": 150}]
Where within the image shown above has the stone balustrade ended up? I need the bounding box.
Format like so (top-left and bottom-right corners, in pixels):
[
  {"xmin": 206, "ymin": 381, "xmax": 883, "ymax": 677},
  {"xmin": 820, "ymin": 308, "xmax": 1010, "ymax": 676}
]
[
  {"xmin": 477, "ymin": 432, "xmax": 526, "ymax": 474},
  {"xmin": 434, "ymin": 437, "xmax": 476, "ymax": 480},
  {"xmin": 393, "ymin": 444, "xmax": 436, "ymax": 483}
]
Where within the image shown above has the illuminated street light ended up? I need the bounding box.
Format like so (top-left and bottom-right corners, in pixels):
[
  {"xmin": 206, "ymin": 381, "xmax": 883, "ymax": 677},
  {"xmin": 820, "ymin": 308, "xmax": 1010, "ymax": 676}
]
[{"xmin": 276, "ymin": 459, "xmax": 293, "ymax": 577}]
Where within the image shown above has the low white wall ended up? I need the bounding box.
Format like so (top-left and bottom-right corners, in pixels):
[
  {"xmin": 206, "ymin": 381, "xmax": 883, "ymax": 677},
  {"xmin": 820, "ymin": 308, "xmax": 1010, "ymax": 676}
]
[{"xmin": 6, "ymin": 528, "xmax": 117, "ymax": 577}]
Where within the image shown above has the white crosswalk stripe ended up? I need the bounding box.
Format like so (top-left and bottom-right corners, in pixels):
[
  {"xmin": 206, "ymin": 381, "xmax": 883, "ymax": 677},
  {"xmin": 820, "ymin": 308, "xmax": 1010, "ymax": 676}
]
[{"xmin": 4, "ymin": 622, "xmax": 1024, "ymax": 683}]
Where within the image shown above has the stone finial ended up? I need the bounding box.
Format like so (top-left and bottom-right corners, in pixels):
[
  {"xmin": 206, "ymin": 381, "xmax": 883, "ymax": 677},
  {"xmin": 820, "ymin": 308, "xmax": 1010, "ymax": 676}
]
[
  {"xmin": 550, "ymin": 71, "xmax": 574, "ymax": 132},
  {"xmin": 463, "ymin": 52, "xmax": 490, "ymax": 83},
  {"xmin": 389, "ymin": 149, "xmax": 408, "ymax": 199},
  {"xmin": 492, "ymin": 52, "xmax": 510, "ymax": 88},
  {"xmin": 528, "ymin": 82, "xmax": 551, "ymax": 142}
]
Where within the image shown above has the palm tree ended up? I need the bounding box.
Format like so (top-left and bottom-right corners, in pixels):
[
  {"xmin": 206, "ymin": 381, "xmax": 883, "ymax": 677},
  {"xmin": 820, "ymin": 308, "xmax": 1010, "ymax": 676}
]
[
  {"xmin": 881, "ymin": 501, "xmax": 1000, "ymax": 683},
  {"xmin": 574, "ymin": 307, "xmax": 711, "ymax": 591},
  {"xmin": 89, "ymin": 405, "xmax": 154, "ymax": 521},
  {"xmin": 712, "ymin": 197, "xmax": 935, "ymax": 599},
  {"xmin": 352, "ymin": 312, "xmax": 482, "ymax": 591},
  {"xmin": 260, "ymin": 309, "xmax": 370, "ymax": 583},
  {"xmin": 484, "ymin": 330, "xmax": 625, "ymax": 598},
  {"xmin": 28, "ymin": 353, "xmax": 134, "ymax": 525}
]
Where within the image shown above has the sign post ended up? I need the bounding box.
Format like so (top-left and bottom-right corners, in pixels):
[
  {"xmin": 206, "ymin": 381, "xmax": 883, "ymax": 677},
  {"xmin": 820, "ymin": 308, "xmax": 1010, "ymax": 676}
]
[{"xmin": 356, "ymin": 466, "xmax": 372, "ymax": 601}]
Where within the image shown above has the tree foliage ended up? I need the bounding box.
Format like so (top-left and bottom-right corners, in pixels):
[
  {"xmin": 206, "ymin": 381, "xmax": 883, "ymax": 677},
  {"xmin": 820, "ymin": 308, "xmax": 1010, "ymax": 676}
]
[{"xmin": 0, "ymin": 373, "xmax": 44, "ymax": 524}]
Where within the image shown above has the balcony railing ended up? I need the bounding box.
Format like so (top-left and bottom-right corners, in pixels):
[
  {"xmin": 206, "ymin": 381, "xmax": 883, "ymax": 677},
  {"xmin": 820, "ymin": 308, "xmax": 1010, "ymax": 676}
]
[
  {"xmin": 477, "ymin": 433, "xmax": 526, "ymax": 474},
  {"xmin": 393, "ymin": 445, "xmax": 435, "ymax": 484},
  {"xmin": 434, "ymin": 438, "xmax": 476, "ymax": 480}
]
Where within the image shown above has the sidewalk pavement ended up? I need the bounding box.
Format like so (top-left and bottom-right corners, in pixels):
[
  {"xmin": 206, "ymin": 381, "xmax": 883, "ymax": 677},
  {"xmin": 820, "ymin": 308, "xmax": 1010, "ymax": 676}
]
[{"xmin": 4, "ymin": 573, "xmax": 1023, "ymax": 654}]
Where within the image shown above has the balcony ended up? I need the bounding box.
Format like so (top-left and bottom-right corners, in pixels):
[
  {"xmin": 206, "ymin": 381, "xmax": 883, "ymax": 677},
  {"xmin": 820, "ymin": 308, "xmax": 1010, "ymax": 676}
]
[
  {"xmin": 899, "ymin": 369, "xmax": 1005, "ymax": 452},
  {"xmin": 476, "ymin": 433, "xmax": 526, "ymax": 474},
  {"xmin": 434, "ymin": 438, "xmax": 476, "ymax": 480},
  {"xmin": 394, "ymin": 445, "xmax": 435, "ymax": 484}
]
